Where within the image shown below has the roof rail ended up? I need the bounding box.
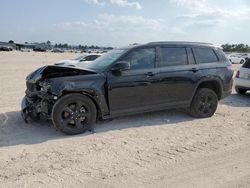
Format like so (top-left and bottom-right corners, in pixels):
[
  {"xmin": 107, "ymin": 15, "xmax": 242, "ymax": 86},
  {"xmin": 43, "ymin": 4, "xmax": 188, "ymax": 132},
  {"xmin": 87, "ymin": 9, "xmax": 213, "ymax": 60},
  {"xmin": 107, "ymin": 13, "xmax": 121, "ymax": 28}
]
[{"xmin": 146, "ymin": 41, "xmax": 213, "ymax": 46}]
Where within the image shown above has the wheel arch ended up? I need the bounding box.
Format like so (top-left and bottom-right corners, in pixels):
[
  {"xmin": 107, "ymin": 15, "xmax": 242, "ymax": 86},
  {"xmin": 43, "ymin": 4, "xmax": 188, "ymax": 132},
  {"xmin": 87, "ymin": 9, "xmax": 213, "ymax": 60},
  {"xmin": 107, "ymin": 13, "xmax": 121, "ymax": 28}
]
[
  {"xmin": 192, "ymin": 78, "xmax": 223, "ymax": 101},
  {"xmin": 59, "ymin": 89, "xmax": 103, "ymax": 119}
]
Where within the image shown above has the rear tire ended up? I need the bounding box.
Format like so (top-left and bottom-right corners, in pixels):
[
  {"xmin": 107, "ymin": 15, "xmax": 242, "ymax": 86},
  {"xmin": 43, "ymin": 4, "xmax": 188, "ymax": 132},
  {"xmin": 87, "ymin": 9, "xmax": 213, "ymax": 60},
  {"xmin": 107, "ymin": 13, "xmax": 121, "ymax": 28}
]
[
  {"xmin": 189, "ymin": 88, "xmax": 218, "ymax": 118},
  {"xmin": 52, "ymin": 94, "xmax": 97, "ymax": 135},
  {"xmin": 235, "ymin": 87, "xmax": 247, "ymax": 95}
]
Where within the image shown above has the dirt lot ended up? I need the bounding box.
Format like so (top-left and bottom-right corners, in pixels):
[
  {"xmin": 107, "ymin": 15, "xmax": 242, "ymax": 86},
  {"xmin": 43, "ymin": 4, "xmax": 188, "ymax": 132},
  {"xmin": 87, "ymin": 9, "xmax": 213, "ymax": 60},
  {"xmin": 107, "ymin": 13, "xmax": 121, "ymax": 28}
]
[{"xmin": 0, "ymin": 51, "xmax": 250, "ymax": 188}]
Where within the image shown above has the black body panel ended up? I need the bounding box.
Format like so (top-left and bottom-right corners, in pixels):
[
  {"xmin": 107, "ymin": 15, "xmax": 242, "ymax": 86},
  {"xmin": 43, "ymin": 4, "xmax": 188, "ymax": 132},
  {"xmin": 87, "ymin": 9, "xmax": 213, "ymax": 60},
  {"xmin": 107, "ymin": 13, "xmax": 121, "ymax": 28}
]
[{"xmin": 21, "ymin": 42, "xmax": 233, "ymax": 122}]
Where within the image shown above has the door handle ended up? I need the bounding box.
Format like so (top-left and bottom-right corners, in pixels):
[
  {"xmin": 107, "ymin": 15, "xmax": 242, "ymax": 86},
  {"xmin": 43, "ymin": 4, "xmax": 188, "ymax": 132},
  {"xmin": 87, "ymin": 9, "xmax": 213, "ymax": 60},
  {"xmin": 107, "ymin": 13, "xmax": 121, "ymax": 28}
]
[{"xmin": 190, "ymin": 68, "xmax": 199, "ymax": 72}]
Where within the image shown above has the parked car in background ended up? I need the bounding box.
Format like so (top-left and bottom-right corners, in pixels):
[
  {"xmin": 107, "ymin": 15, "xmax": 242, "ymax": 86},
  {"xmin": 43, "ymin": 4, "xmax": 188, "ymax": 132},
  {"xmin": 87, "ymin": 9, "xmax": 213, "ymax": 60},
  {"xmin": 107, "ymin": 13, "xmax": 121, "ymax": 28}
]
[
  {"xmin": 20, "ymin": 48, "xmax": 31, "ymax": 52},
  {"xmin": 33, "ymin": 48, "xmax": 46, "ymax": 52},
  {"xmin": 238, "ymin": 53, "xmax": 249, "ymax": 60},
  {"xmin": 54, "ymin": 54, "xmax": 101, "ymax": 66},
  {"xmin": 234, "ymin": 59, "xmax": 250, "ymax": 94},
  {"xmin": 0, "ymin": 46, "xmax": 13, "ymax": 51},
  {"xmin": 51, "ymin": 48, "xmax": 64, "ymax": 53},
  {"xmin": 224, "ymin": 52, "xmax": 232, "ymax": 56},
  {"xmin": 228, "ymin": 54, "xmax": 246, "ymax": 64},
  {"xmin": 22, "ymin": 42, "xmax": 233, "ymax": 135}
]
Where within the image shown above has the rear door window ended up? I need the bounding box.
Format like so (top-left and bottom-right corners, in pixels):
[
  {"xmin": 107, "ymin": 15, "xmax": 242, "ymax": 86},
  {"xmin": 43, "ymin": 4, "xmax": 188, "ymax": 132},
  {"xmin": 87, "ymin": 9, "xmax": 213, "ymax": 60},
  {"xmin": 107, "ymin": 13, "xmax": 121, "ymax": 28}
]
[
  {"xmin": 159, "ymin": 47, "xmax": 188, "ymax": 67},
  {"xmin": 193, "ymin": 47, "xmax": 219, "ymax": 64}
]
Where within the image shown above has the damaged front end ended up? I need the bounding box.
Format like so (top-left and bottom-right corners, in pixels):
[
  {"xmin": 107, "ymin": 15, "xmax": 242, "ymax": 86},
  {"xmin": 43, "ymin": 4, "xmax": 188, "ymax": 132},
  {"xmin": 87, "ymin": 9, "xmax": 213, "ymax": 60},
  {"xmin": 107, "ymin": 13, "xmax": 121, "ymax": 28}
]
[
  {"xmin": 21, "ymin": 83, "xmax": 57, "ymax": 122},
  {"xmin": 21, "ymin": 65, "xmax": 97, "ymax": 123}
]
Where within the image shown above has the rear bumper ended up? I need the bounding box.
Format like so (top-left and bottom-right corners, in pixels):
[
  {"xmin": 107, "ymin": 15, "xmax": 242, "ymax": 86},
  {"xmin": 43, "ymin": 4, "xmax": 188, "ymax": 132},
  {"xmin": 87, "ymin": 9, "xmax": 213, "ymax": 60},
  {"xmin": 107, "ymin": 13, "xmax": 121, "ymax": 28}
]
[
  {"xmin": 234, "ymin": 77, "xmax": 250, "ymax": 89},
  {"xmin": 221, "ymin": 75, "xmax": 233, "ymax": 99}
]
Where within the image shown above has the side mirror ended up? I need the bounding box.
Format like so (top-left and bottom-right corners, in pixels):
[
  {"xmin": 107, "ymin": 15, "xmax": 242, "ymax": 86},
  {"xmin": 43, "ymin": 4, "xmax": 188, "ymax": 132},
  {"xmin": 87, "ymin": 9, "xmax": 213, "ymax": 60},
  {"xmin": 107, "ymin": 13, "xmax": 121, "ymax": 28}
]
[{"xmin": 111, "ymin": 61, "xmax": 130, "ymax": 72}]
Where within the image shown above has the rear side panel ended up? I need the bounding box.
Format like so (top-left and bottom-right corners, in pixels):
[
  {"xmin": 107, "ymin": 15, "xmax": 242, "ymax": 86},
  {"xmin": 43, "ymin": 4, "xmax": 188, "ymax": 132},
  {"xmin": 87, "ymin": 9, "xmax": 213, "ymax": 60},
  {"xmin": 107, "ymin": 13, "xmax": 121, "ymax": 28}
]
[{"xmin": 192, "ymin": 47, "xmax": 233, "ymax": 99}]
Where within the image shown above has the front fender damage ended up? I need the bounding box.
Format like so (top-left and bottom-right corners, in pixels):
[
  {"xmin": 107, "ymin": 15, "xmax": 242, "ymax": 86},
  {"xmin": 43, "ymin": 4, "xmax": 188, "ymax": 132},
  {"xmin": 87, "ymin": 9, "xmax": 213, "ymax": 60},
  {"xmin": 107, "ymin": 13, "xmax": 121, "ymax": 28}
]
[
  {"xmin": 56, "ymin": 79, "xmax": 109, "ymax": 118},
  {"xmin": 21, "ymin": 65, "xmax": 108, "ymax": 123}
]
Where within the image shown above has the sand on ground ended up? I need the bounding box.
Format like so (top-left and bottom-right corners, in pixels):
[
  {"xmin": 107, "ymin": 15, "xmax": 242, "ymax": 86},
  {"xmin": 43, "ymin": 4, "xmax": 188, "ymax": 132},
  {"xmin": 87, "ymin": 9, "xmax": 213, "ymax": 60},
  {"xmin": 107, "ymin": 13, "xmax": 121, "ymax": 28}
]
[{"xmin": 0, "ymin": 51, "xmax": 250, "ymax": 188}]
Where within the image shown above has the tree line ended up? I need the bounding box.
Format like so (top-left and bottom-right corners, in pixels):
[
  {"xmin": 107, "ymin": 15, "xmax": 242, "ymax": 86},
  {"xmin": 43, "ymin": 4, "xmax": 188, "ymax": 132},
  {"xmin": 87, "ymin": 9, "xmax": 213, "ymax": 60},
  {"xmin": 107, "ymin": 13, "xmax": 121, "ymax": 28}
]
[
  {"xmin": 54, "ymin": 43, "xmax": 113, "ymax": 50},
  {"xmin": 221, "ymin": 43, "xmax": 250, "ymax": 53},
  {"xmin": 31, "ymin": 40, "xmax": 113, "ymax": 50},
  {"xmin": 8, "ymin": 40, "xmax": 113, "ymax": 50}
]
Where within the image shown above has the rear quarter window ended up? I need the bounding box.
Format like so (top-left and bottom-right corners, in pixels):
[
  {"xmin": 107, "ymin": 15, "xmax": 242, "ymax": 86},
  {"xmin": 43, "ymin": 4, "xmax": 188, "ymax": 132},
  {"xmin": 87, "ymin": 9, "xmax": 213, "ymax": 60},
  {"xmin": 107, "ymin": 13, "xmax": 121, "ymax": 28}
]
[
  {"xmin": 216, "ymin": 48, "xmax": 228, "ymax": 61},
  {"xmin": 193, "ymin": 47, "xmax": 219, "ymax": 64}
]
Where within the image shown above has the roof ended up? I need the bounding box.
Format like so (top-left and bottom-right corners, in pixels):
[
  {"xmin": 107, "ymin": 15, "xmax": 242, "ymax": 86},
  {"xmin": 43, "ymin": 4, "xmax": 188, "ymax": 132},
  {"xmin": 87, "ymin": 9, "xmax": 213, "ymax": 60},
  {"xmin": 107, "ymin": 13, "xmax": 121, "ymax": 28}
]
[
  {"xmin": 147, "ymin": 41, "xmax": 213, "ymax": 46},
  {"xmin": 122, "ymin": 41, "xmax": 215, "ymax": 49}
]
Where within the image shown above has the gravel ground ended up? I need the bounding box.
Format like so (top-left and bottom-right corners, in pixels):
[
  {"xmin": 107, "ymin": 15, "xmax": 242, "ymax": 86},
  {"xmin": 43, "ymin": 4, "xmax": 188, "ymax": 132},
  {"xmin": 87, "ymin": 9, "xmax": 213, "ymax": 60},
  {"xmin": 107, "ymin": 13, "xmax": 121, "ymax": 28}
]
[{"xmin": 0, "ymin": 51, "xmax": 250, "ymax": 188}]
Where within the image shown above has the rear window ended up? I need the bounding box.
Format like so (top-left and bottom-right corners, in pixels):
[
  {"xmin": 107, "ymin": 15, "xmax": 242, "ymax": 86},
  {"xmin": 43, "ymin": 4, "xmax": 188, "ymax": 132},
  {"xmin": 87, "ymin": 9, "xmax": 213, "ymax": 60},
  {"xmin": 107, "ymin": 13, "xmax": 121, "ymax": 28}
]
[
  {"xmin": 242, "ymin": 59, "xmax": 250, "ymax": 68},
  {"xmin": 193, "ymin": 47, "xmax": 219, "ymax": 64},
  {"xmin": 160, "ymin": 47, "xmax": 188, "ymax": 67}
]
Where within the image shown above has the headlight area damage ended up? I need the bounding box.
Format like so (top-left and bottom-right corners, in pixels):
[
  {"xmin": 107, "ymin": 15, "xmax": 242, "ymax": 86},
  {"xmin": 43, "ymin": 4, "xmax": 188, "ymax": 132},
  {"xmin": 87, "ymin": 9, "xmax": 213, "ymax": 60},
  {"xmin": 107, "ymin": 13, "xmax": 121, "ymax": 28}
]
[{"xmin": 21, "ymin": 65, "xmax": 99, "ymax": 123}]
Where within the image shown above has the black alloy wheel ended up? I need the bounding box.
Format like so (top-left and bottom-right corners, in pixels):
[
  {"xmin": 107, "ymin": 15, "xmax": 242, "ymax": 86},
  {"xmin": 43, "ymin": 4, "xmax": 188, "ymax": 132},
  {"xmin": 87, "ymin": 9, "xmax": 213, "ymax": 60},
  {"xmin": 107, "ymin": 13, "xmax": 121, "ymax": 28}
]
[
  {"xmin": 61, "ymin": 102, "xmax": 90, "ymax": 129},
  {"xmin": 52, "ymin": 94, "xmax": 97, "ymax": 135},
  {"xmin": 190, "ymin": 88, "xmax": 218, "ymax": 118}
]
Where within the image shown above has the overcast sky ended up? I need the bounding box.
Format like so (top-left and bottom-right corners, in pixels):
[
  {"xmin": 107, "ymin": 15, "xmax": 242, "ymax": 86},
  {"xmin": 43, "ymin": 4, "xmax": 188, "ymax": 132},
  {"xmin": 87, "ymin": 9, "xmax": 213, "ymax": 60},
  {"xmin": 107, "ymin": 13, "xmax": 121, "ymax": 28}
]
[{"xmin": 1, "ymin": 0, "xmax": 250, "ymax": 46}]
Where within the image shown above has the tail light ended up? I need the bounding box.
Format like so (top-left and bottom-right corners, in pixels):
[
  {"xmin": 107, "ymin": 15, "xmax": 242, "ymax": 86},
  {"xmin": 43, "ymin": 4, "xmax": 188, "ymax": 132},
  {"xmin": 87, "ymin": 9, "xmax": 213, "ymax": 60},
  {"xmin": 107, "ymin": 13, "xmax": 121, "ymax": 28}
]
[
  {"xmin": 226, "ymin": 64, "xmax": 234, "ymax": 71},
  {"xmin": 236, "ymin": 70, "xmax": 240, "ymax": 78}
]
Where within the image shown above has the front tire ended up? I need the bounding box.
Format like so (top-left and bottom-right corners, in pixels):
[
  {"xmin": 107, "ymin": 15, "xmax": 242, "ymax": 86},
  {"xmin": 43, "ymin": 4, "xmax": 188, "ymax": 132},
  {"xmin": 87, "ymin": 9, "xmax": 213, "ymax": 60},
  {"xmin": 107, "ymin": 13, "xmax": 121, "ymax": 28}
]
[
  {"xmin": 189, "ymin": 88, "xmax": 218, "ymax": 118},
  {"xmin": 240, "ymin": 59, "xmax": 244, "ymax": 64},
  {"xmin": 52, "ymin": 94, "xmax": 97, "ymax": 135}
]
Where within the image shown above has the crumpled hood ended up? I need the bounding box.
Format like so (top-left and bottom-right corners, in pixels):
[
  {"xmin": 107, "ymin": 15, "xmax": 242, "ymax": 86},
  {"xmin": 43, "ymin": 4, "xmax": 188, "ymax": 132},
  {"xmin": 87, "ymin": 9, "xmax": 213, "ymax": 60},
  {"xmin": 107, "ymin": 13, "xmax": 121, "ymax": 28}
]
[
  {"xmin": 55, "ymin": 60, "xmax": 93, "ymax": 66},
  {"xmin": 26, "ymin": 65, "xmax": 97, "ymax": 83}
]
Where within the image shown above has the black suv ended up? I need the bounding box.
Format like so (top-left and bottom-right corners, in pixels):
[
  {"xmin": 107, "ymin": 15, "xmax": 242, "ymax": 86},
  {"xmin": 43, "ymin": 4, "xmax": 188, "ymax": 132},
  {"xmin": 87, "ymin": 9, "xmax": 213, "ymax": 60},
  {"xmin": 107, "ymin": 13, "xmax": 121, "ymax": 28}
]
[{"xmin": 21, "ymin": 42, "xmax": 234, "ymax": 134}]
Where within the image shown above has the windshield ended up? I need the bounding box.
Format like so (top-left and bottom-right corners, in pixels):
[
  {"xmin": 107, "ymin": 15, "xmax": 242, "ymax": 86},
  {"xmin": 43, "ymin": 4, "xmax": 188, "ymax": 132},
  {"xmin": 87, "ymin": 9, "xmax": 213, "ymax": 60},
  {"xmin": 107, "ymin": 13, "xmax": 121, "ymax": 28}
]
[
  {"xmin": 74, "ymin": 56, "xmax": 85, "ymax": 61},
  {"xmin": 77, "ymin": 49, "xmax": 126, "ymax": 71}
]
